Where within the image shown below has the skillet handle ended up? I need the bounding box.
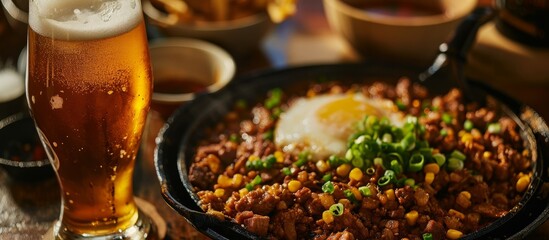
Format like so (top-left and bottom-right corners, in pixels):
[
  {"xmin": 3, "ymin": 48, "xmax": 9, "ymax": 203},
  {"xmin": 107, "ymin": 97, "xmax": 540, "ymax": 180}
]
[{"xmin": 444, "ymin": 7, "xmax": 496, "ymax": 63}]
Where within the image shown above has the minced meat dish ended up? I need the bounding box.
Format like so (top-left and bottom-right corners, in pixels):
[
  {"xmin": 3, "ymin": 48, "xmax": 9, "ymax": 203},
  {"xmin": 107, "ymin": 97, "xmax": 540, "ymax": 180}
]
[{"xmin": 188, "ymin": 78, "xmax": 532, "ymax": 240}]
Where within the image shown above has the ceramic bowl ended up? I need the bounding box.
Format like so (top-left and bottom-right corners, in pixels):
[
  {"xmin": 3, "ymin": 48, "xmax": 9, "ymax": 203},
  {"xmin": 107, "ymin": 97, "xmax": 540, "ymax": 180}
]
[
  {"xmin": 323, "ymin": 0, "xmax": 477, "ymax": 66},
  {"xmin": 143, "ymin": 0, "xmax": 273, "ymax": 58}
]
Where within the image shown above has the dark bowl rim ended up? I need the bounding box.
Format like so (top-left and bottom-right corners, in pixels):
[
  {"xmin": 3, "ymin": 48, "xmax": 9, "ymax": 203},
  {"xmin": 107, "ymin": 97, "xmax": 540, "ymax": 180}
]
[
  {"xmin": 154, "ymin": 63, "xmax": 549, "ymax": 240},
  {"xmin": 0, "ymin": 111, "xmax": 50, "ymax": 168}
]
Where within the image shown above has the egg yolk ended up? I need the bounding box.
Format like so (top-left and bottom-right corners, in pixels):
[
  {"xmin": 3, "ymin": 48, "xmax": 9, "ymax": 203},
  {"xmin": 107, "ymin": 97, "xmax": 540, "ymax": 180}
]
[{"xmin": 315, "ymin": 95, "xmax": 382, "ymax": 129}]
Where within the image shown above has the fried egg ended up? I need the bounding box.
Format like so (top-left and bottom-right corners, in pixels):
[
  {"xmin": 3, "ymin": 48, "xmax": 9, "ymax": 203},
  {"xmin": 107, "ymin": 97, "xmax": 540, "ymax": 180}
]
[{"xmin": 275, "ymin": 94, "xmax": 404, "ymax": 159}]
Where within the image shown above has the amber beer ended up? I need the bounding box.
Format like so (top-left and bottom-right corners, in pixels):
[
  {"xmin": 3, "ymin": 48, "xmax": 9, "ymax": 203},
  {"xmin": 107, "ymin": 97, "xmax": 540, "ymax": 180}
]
[{"xmin": 27, "ymin": 0, "xmax": 152, "ymax": 237}]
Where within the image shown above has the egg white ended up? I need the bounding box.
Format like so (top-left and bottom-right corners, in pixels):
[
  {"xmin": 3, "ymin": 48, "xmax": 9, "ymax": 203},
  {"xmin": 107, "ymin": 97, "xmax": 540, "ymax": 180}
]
[{"xmin": 275, "ymin": 94, "xmax": 403, "ymax": 159}]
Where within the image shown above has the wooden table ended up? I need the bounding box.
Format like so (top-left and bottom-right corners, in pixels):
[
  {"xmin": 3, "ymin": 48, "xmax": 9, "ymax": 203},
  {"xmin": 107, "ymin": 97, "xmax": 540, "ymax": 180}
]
[{"xmin": 1, "ymin": 1, "xmax": 548, "ymax": 239}]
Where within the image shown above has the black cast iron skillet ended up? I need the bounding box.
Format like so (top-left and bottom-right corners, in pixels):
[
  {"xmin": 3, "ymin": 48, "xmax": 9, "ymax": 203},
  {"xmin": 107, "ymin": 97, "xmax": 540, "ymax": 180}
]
[
  {"xmin": 154, "ymin": 62, "xmax": 549, "ymax": 240},
  {"xmin": 154, "ymin": 7, "xmax": 549, "ymax": 240}
]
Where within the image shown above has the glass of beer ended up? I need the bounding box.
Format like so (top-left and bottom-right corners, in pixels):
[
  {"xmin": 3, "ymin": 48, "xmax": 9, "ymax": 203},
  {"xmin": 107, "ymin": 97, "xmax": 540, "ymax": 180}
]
[{"xmin": 26, "ymin": 0, "xmax": 156, "ymax": 238}]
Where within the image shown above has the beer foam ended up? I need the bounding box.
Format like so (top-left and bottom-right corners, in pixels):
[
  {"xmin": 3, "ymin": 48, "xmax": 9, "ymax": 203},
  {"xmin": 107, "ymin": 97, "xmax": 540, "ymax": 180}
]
[{"xmin": 29, "ymin": 0, "xmax": 142, "ymax": 41}]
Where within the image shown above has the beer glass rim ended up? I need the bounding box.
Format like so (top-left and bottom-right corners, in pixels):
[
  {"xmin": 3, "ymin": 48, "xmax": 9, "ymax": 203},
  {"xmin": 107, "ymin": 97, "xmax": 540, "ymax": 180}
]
[{"xmin": 149, "ymin": 38, "xmax": 236, "ymax": 104}]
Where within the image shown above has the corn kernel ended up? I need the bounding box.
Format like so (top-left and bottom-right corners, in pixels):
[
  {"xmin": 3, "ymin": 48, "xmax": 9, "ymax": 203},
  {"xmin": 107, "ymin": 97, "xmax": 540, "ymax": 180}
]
[
  {"xmin": 248, "ymin": 155, "xmax": 260, "ymax": 162},
  {"xmin": 349, "ymin": 168, "xmax": 363, "ymax": 181},
  {"xmin": 424, "ymin": 163, "xmax": 440, "ymax": 174},
  {"xmin": 322, "ymin": 210, "xmax": 334, "ymax": 224},
  {"xmin": 288, "ymin": 180, "xmax": 302, "ymax": 193},
  {"xmin": 483, "ymin": 151, "xmax": 492, "ymax": 160},
  {"xmin": 385, "ymin": 189, "xmax": 395, "ymax": 201},
  {"xmin": 461, "ymin": 133, "xmax": 473, "ymax": 143},
  {"xmin": 516, "ymin": 175, "xmax": 531, "ymax": 192},
  {"xmin": 425, "ymin": 172, "xmax": 435, "ymax": 185},
  {"xmin": 336, "ymin": 164, "xmax": 352, "ymax": 177},
  {"xmin": 232, "ymin": 174, "xmax": 243, "ymax": 187},
  {"xmin": 446, "ymin": 229, "xmax": 463, "ymax": 239},
  {"xmin": 239, "ymin": 188, "xmax": 249, "ymax": 197},
  {"xmin": 214, "ymin": 188, "xmax": 225, "ymax": 198},
  {"xmin": 458, "ymin": 130, "xmax": 466, "ymax": 137},
  {"xmin": 316, "ymin": 160, "xmax": 330, "ymax": 173},
  {"xmin": 460, "ymin": 191, "xmax": 471, "ymax": 200},
  {"xmin": 217, "ymin": 175, "xmax": 232, "ymax": 188},
  {"xmin": 449, "ymin": 209, "xmax": 465, "ymax": 220},
  {"xmin": 405, "ymin": 210, "xmax": 418, "ymax": 226},
  {"xmin": 275, "ymin": 151, "xmax": 284, "ymax": 163}
]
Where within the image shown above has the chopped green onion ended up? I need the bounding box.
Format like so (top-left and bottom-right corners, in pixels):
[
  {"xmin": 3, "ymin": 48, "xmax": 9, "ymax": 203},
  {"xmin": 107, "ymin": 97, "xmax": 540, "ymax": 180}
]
[
  {"xmin": 396, "ymin": 99, "xmax": 406, "ymax": 111},
  {"xmin": 365, "ymin": 115, "xmax": 379, "ymax": 128},
  {"xmin": 378, "ymin": 170, "xmax": 395, "ymax": 186},
  {"xmin": 408, "ymin": 153, "xmax": 425, "ymax": 172},
  {"xmin": 322, "ymin": 181, "xmax": 335, "ymax": 194},
  {"xmin": 328, "ymin": 155, "xmax": 344, "ymax": 167},
  {"xmin": 423, "ymin": 232, "xmax": 433, "ymax": 240},
  {"xmin": 262, "ymin": 155, "xmax": 276, "ymax": 169},
  {"xmin": 390, "ymin": 160, "xmax": 402, "ymax": 175},
  {"xmin": 442, "ymin": 113, "xmax": 452, "ymax": 124},
  {"xmin": 358, "ymin": 186, "xmax": 372, "ymax": 197},
  {"xmin": 265, "ymin": 88, "xmax": 283, "ymax": 109},
  {"xmin": 281, "ymin": 167, "xmax": 291, "ymax": 176},
  {"xmin": 440, "ymin": 128, "xmax": 448, "ymax": 137},
  {"xmin": 354, "ymin": 135, "xmax": 366, "ymax": 144},
  {"xmin": 246, "ymin": 175, "xmax": 263, "ymax": 190},
  {"xmin": 345, "ymin": 149, "xmax": 354, "ymax": 161},
  {"xmin": 272, "ymin": 107, "xmax": 282, "ymax": 119},
  {"xmin": 382, "ymin": 133, "xmax": 392, "ymax": 143},
  {"xmin": 329, "ymin": 203, "xmax": 344, "ymax": 216},
  {"xmin": 418, "ymin": 147, "xmax": 432, "ymax": 158},
  {"xmin": 447, "ymin": 158, "xmax": 464, "ymax": 171},
  {"xmin": 380, "ymin": 142, "xmax": 395, "ymax": 153},
  {"xmin": 229, "ymin": 133, "xmax": 239, "ymax": 143},
  {"xmin": 406, "ymin": 115, "xmax": 418, "ymax": 125},
  {"xmin": 251, "ymin": 175, "xmax": 262, "ymax": 185},
  {"xmin": 401, "ymin": 133, "xmax": 416, "ymax": 151},
  {"xmin": 384, "ymin": 169, "xmax": 396, "ymax": 178},
  {"xmin": 322, "ymin": 173, "xmax": 332, "ymax": 182},
  {"xmin": 245, "ymin": 160, "xmax": 254, "ymax": 169},
  {"xmin": 262, "ymin": 130, "xmax": 274, "ymax": 141},
  {"xmin": 295, "ymin": 151, "xmax": 309, "ymax": 167},
  {"xmin": 404, "ymin": 178, "xmax": 416, "ymax": 187},
  {"xmin": 364, "ymin": 159, "xmax": 373, "ymax": 168},
  {"xmin": 433, "ymin": 153, "xmax": 446, "ymax": 166},
  {"xmin": 450, "ymin": 150, "xmax": 466, "ymax": 161},
  {"xmin": 378, "ymin": 175, "xmax": 392, "ymax": 186},
  {"xmin": 464, "ymin": 119, "xmax": 474, "ymax": 131},
  {"xmin": 487, "ymin": 123, "xmax": 501, "ymax": 134},
  {"xmin": 374, "ymin": 157, "xmax": 383, "ymax": 167},
  {"xmin": 343, "ymin": 189, "xmax": 357, "ymax": 203},
  {"xmin": 351, "ymin": 157, "xmax": 364, "ymax": 168},
  {"xmin": 365, "ymin": 167, "xmax": 375, "ymax": 175}
]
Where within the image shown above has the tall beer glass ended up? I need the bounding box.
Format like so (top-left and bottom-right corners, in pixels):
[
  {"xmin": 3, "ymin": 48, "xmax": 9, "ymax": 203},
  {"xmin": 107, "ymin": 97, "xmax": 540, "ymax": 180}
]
[{"xmin": 26, "ymin": 0, "xmax": 155, "ymax": 238}]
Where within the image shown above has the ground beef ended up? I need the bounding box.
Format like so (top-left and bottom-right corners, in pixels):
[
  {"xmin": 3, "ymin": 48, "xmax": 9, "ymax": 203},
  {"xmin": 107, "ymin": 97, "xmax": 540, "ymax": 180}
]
[{"xmin": 189, "ymin": 79, "xmax": 533, "ymax": 239}]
